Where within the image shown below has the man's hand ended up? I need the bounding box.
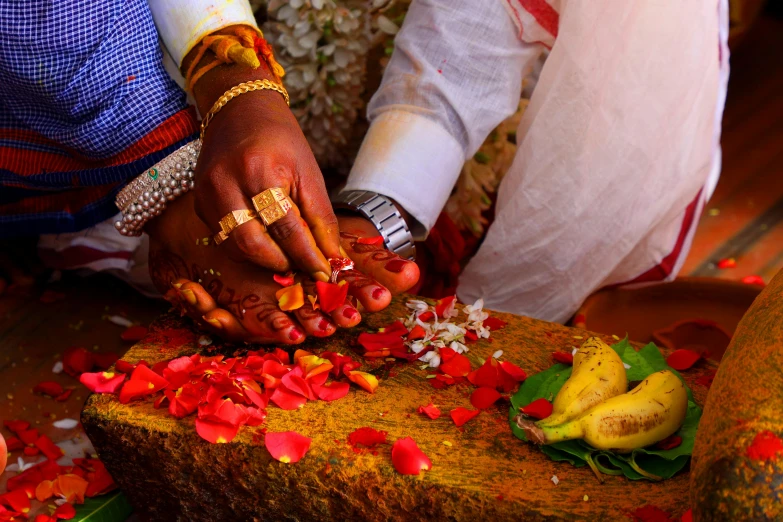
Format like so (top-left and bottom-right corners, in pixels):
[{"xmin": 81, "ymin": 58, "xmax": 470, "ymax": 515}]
[{"xmin": 184, "ymin": 42, "xmax": 340, "ymax": 282}]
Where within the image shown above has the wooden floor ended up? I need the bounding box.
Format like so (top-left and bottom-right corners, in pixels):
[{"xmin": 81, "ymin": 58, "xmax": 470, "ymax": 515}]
[{"xmin": 682, "ymin": 13, "xmax": 783, "ymax": 283}]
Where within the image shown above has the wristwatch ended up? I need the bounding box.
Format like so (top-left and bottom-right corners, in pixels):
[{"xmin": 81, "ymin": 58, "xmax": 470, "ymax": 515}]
[{"xmin": 332, "ymin": 190, "xmax": 416, "ymax": 260}]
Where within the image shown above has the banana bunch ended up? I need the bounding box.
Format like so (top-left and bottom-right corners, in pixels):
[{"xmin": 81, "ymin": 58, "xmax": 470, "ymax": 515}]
[{"xmin": 515, "ymin": 338, "xmax": 688, "ymax": 454}]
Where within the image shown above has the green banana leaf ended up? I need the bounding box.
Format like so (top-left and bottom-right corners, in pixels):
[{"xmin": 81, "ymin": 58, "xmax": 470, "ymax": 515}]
[
  {"xmin": 509, "ymin": 339, "xmax": 702, "ymax": 481},
  {"xmin": 72, "ymin": 491, "xmax": 133, "ymax": 522}
]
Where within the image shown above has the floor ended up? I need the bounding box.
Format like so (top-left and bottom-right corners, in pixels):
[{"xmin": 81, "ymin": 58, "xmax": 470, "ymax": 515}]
[{"xmin": 681, "ymin": 12, "xmax": 783, "ymax": 282}]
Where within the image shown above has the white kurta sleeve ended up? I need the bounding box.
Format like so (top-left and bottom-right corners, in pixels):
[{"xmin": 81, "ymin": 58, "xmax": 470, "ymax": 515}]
[
  {"xmin": 344, "ymin": 0, "xmax": 543, "ymax": 237},
  {"xmin": 147, "ymin": 0, "xmax": 259, "ymax": 67}
]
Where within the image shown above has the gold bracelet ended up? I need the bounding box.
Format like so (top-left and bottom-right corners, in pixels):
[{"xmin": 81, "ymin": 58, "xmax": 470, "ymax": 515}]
[{"xmin": 200, "ymin": 79, "xmax": 290, "ymax": 140}]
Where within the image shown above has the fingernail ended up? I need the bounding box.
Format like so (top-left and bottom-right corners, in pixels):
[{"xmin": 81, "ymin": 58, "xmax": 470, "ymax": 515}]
[
  {"xmin": 313, "ymin": 271, "xmax": 330, "ymax": 283},
  {"xmin": 171, "ymin": 282, "xmax": 183, "ymax": 289},
  {"xmin": 179, "ymin": 289, "xmax": 197, "ymax": 305},
  {"xmin": 288, "ymin": 328, "xmax": 302, "ymax": 342},
  {"xmin": 342, "ymin": 307, "xmax": 357, "ymax": 320},
  {"xmin": 203, "ymin": 316, "xmax": 222, "ymax": 329},
  {"xmin": 339, "ymin": 246, "xmax": 349, "ymax": 257},
  {"xmin": 384, "ymin": 259, "xmax": 407, "ymax": 273},
  {"xmin": 372, "ymin": 287, "xmax": 384, "ymax": 300}
]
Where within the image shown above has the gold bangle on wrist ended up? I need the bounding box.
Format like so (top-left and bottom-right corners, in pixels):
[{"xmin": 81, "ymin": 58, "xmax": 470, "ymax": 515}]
[{"xmin": 200, "ymin": 80, "xmax": 290, "ymax": 140}]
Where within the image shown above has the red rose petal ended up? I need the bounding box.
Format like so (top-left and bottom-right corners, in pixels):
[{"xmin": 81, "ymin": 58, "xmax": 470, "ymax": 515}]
[
  {"xmin": 265, "ymin": 431, "xmax": 311, "ymax": 463},
  {"xmin": 347, "ymin": 427, "xmax": 387, "ymax": 448},
  {"xmin": 3, "ymin": 420, "xmax": 30, "ymax": 435},
  {"xmin": 467, "ymin": 358, "xmax": 499, "ymax": 389},
  {"xmin": 281, "ymin": 371, "xmax": 315, "ymax": 400},
  {"xmin": 114, "ymin": 360, "xmax": 137, "ymax": 374},
  {"xmin": 552, "ymin": 351, "xmax": 574, "ymax": 365},
  {"xmin": 470, "ymin": 387, "xmax": 502, "ymax": 409},
  {"xmin": 273, "ymin": 272, "xmax": 295, "ymax": 287},
  {"xmin": 120, "ymin": 325, "xmax": 148, "ymax": 342},
  {"xmin": 6, "ymin": 437, "xmax": 23, "ymax": 451},
  {"xmin": 681, "ymin": 509, "xmax": 693, "ymax": 522},
  {"xmin": 24, "ymin": 446, "xmax": 41, "ymax": 456},
  {"xmin": 195, "ymin": 418, "xmax": 239, "ymax": 444},
  {"xmin": 391, "ymin": 437, "xmax": 432, "ymax": 475},
  {"xmin": 627, "ymin": 505, "xmax": 674, "ymax": 522},
  {"xmin": 450, "ymin": 407, "xmax": 480, "ymax": 427},
  {"xmin": 741, "ymin": 275, "xmax": 765, "ymax": 286},
  {"xmin": 0, "ymin": 488, "xmax": 30, "ymax": 514},
  {"xmin": 356, "ymin": 236, "xmax": 384, "ymax": 245},
  {"xmin": 92, "ymin": 352, "xmax": 121, "ymax": 371},
  {"xmin": 130, "ymin": 364, "xmax": 169, "ymax": 388},
  {"xmin": 297, "ymin": 355, "xmax": 334, "ymax": 380},
  {"xmin": 418, "ymin": 311, "xmax": 435, "ymax": 322},
  {"xmin": 483, "ymin": 316, "xmax": 507, "ymax": 331},
  {"xmin": 55, "ymin": 389, "xmax": 74, "ymax": 402},
  {"xmin": 118, "ymin": 380, "xmax": 159, "ymax": 404},
  {"xmin": 35, "ymin": 515, "xmax": 57, "ymax": 522},
  {"xmin": 35, "ymin": 434, "xmax": 65, "ymax": 460},
  {"xmin": 654, "ymin": 435, "xmax": 683, "ymax": 450},
  {"xmin": 438, "ymin": 346, "xmax": 457, "ymax": 363},
  {"xmin": 716, "ymin": 257, "xmax": 736, "ymax": 269},
  {"xmin": 311, "ymin": 381, "xmax": 350, "ymax": 401},
  {"xmin": 315, "ymin": 281, "xmax": 349, "ymax": 313},
  {"xmin": 62, "ymin": 346, "xmax": 94, "ymax": 377},
  {"xmin": 407, "ymin": 325, "xmax": 426, "ymax": 341},
  {"xmin": 307, "ymin": 371, "xmax": 329, "ymax": 387},
  {"xmin": 417, "ymin": 403, "xmax": 441, "ymax": 420},
  {"xmin": 499, "ymin": 361, "xmax": 527, "ymax": 382},
  {"xmin": 435, "ymin": 295, "xmax": 457, "ymax": 319},
  {"xmin": 666, "ymin": 349, "xmax": 701, "ymax": 371},
  {"xmin": 53, "ymin": 502, "xmax": 77, "ymax": 520},
  {"xmin": 357, "ymin": 330, "xmax": 406, "ymax": 354},
  {"xmin": 166, "ymin": 389, "xmax": 199, "ymax": 419},
  {"xmin": 270, "ymin": 386, "xmax": 308, "ymax": 410},
  {"xmin": 18, "ymin": 428, "xmax": 39, "ymax": 445},
  {"xmin": 439, "ymin": 353, "xmax": 472, "ymax": 378},
  {"xmin": 746, "ymin": 430, "xmax": 783, "ymax": 461},
  {"xmin": 33, "ymin": 381, "xmax": 64, "ymax": 397},
  {"xmin": 520, "ymin": 398, "xmax": 553, "ymax": 420},
  {"xmin": 347, "ymin": 371, "xmax": 379, "ymax": 393},
  {"xmin": 79, "ymin": 371, "xmax": 126, "ymax": 394}
]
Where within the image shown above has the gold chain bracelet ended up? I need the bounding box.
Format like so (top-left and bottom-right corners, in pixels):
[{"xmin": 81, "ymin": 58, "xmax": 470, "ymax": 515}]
[{"xmin": 200, "ymin": 79, "xmax": 290, "ymax": 140}]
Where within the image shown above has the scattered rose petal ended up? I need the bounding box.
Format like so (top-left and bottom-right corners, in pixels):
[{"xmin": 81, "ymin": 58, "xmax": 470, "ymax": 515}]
[
  {"xmin": 33, "ymin": 381, "xmax": 64, "ymax": 397},
  {"xmin": 53, "ymin": 502, "xmax": 77, "ymax": 519},
  {"xmin": 716, "ymin": 258, "xmax": 736, "ymax": 269},
  {"xmin": 120, "ymin": 325, "xmax": 148, "ymax": 342},
  {"xmin": 681, "ymin": 509, "xmax": 693, "ymax": 522},
  {"xmin": 439, "ymin": 353, "xmax": 471, "ymax": 377},
  {"xmin": 52, "ymin": 474, "xmax": 88, "ymax": 504},
  {"xmin": 450, "ymin": 407, "xmax": 480, "ymax": 427},
  {"xmin": 357, "ymin": 330, "xmax": 405, "ymax": 354},
  {"xmin": 273, "ymin": 272, "xmax": 295, "ymax": 287},
  {"xmin": 391, "ymin": 437, "xmax": 431, "ymax": 475},
  {"xmin": 741, "ymin": 275, "xmax": 765, "ymax": 286},
  {"xmin": 347, "ymin": 427, "xmax": 387, "ymax": 448},
  {"xmin": 417, "ymin": 403, "xmax": 441, "ymax": 420},
  {"xmin": 34, "ymin": 435, "xmax": 64, "ymax": 460},
  {"xmin": 435, "ymin": 295, "xmax": 457, "ymax": 319},
  {"xmin": 470, "ymin": 387, "xmax": 502, "ymax": 409},
  {"xmin": 35, "ymin": 480, "xmax": 54, "ymax": 502},
  {"xmin": 0, "ymin": 488, "xmax": 30, "ymax": 514},
  {"xmin": 315, "ymin": 281, "xmax": 349, "ymax": 313},
  {"xmin": 194, "ymin": 418, "xmax": 239, "ymax": 444},
  {"xmin": 311, "ymin": 381, "xmax": 350, "ymax": 401},
  {"xmin": 746, "ymin": 430, "xmax": 783, "ymax": 461},
  {"xmin": 627, "ymin": 505, "xmax": 673, "ymax": 522},
  {"xmin": 552, "ymin": 351, "xmax": 574, "ymax": 365},
  {"xmin": 52, "ymin": 419, "xmax": 79, "ymax": 430},
  {"xmin": 62, "ymin": 347, "xmax": 94, "ymax": 377},
  {"xmin": 407, "ymin": 325, "xmax": 426, "ymax": 341},
  {"xmin": 92, "ymin": 352, "xmax": 120, "ymax": 370},
  {"xmin": 483, "ymin": 316, "xmax": 507, "ymax": 331},
  {"xmin": 265, "ymin": 431, "xmax": 311, "ymax": 463},
  {"xmin": 520, "ymin": 398, "xmax": 553, "ymax": 420},
  {"xmin": 654, "ymin": 435, "xmax": 682, "ymax": 450},
  {"xmin": 79, "ymin": 372, "xmax": 125, "ymax": 394},
  {"xmin": 347, "ymin": 371, "xmax": 379, "ymax": 393},
  {"xmin": 270, "ymin": 386, "xmax": 308, "ymax": 410},
  {"xmin": 276, "ymin": 283, "xmax": 304, "ymax": 311},
  {"xmin": 54, "ymin": 389, "xmax": 74, "ymax": 402},
  {"xmin": 666, "ymin": 349, "xmax": 701, "ymax": 371}
]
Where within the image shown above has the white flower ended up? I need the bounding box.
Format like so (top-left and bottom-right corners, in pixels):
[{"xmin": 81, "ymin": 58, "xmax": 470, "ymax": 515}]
[
  {"xmin": 7, "ymin": 457, "xmax": 38, "ymax": 473},
  {"xmin": 410, "ymin": 340, "xmax": 427, "ymax": 354},
  {"xmin": 551, "ymin": 475, "xmax": 560, "ymax": 485},
  {"xmin": 492, "ymin": 350, "xmax": 504, "ymax": 359},
  {"xmin": 53, "ymin": 418, "xmax": 79, "ymax": 429},
  {"xmin": 105, "ymin": 315, "xmax": 133, "ymax": 327},
  {"xmin": 419, "ymin": 350, "xmax": 441, "ymax": 368},
  {"xmin": 449, "ymin": 341, "xmax": 468, "ymax": 354},
  {"xmin": 52, "ymin": 361, "xmax": 64, "ymax": 374},
  {"xmin": 406, "ymin": 299, "xmax": 429, "ymax": 312}
]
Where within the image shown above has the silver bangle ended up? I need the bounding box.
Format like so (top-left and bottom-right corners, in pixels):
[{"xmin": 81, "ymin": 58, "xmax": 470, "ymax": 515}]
[{"xmin": 114, "ymin": 140, "xmax": 201, "ymax": 236}]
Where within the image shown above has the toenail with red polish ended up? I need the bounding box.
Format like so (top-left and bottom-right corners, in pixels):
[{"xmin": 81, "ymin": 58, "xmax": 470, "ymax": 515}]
[
  {"xmin": 342, "ymin": 307, "xmax": 357, "ymax": 320},
  {"xmin": 372, "ymin": 287, "xmax": 384, "ymax": 300},
  {"xmin": 288, "ymin": 329, "xmax": 302, "ymax": 341},
  {"xmin": 318, "ymin": 319, "xmax": 330, "ymax": 331},
  {"xmin": 384, "ymin": 259, "xmax": 407, "ymax": 273}
]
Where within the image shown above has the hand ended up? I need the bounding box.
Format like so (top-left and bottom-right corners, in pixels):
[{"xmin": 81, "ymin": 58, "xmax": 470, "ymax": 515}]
[{"xmin": 185, "ymin": 50, "xmax": 340, "ymax": 282}]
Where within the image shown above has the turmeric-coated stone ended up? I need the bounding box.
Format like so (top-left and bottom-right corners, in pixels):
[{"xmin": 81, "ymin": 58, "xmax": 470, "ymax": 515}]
[{"xmin": 82, "ymin": 297, "xmax": 713, "ymax": 521}]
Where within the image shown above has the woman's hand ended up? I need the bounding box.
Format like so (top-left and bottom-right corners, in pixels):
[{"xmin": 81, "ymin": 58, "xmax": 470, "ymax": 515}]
[{"xmin": 185, "ymin": 48, "xmax": 341, "ymax": 282}]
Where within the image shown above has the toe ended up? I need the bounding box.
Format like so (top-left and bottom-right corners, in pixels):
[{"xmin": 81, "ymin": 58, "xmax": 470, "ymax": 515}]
[
  {"xmin": 178, "ymin": 281, "xmax": 217, "ymax": 314},
  {"xmin": 293, "ymin": 306, "xmax": 337, "ymax": 338},
  {"xmin": 329, "ymin": 301, "xmax": 361, "ymax": 328},
  {"xmin": 338, "ymin": 269, "xmax": 392, "ymax": 312},
  {"xmin": 340, "ymin": 233, "xmax": 420, "ymax": 294}
]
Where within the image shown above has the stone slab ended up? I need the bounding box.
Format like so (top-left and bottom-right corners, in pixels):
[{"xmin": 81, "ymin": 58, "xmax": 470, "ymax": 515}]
[{"xmin": 81, "ymin": 296, "xmax": 715, "ymax": 521}]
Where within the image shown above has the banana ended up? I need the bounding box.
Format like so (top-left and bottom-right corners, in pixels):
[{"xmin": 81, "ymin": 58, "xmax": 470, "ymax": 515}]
[
  {"xmin": 518, "ymin": 370, "xmax": 688, "ymax": 453},
  {"xmin": 538, "ymin": 337, "xmax": 627, "ymax": 427}
]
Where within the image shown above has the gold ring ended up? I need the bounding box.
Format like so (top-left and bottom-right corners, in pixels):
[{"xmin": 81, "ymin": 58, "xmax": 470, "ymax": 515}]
[
  {"xmin": 259, "ymin": 196, "xmax": 294, "ymax": 227},
  {"xmin": 214, "ymin": 230, "xmax": 229, "ymax": 245},
  {"xmin": 219, "ymin": 209, "xmax": 258, "ymax": 236},
  {"xmin": 251, "ymin": 188, "xmax": 287, "ymax": 213}
]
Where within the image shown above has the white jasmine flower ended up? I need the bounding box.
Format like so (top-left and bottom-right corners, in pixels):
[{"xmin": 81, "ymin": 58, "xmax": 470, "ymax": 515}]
[
  {"xmin": 419, "ymin": 350, "xmax": 441, "ymax": 368},
  {"xmin": 492, "ymin": 350, "xmax": 504, "ymax": 359},
  {"xmin": 449, "ymin": 341, "xmax": 468, "ymax": 354},
  {"xmin": 52, "ymin": 361, "xmax": 64, "ymax": 374}
]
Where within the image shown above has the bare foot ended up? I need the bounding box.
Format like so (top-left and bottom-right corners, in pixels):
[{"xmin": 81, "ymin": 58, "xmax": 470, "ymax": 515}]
[{"xmin": 146, "ymin": 192, "xmax": 403, "ymax": 344}]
